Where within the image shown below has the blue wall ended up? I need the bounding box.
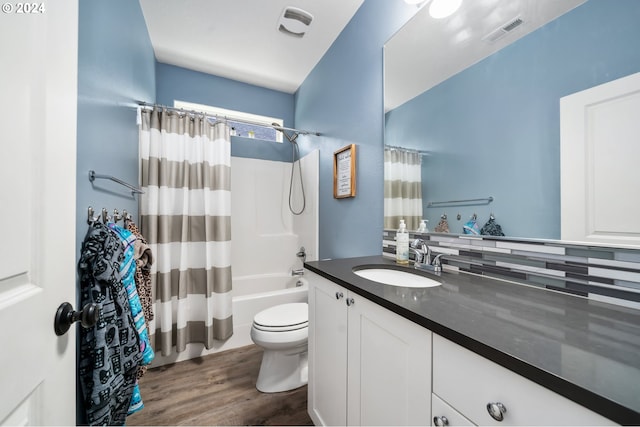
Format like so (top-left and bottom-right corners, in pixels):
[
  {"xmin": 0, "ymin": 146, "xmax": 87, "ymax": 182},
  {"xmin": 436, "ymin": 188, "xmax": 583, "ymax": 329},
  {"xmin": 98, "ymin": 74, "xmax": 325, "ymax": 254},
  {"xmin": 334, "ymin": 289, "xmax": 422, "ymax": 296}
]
[
  {"xmin": 76, "ymin": 0, "xmax": 156, "ymax": 251},
  {"xmin": 385, "ymin": 0, "xmax": 640, "ymax": 239},
  {"xmin": 295, "ymin": 0, "xmax": 417, "ymax": 259},
  {"xmin": 76, "ymin": 1, "xmax": 156, "ymax": 422},
  {"xmin": 156, "ymin": 62, "xmax": 295, "ymax": 162}
]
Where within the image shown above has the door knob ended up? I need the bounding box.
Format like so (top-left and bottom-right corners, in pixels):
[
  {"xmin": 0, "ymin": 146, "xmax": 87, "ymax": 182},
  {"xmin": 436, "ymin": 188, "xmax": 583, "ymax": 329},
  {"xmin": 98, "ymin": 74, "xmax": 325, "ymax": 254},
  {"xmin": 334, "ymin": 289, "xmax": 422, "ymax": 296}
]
[{"xmin": 54, "ymin": 302, "xmax": 100, "ymax": 336}]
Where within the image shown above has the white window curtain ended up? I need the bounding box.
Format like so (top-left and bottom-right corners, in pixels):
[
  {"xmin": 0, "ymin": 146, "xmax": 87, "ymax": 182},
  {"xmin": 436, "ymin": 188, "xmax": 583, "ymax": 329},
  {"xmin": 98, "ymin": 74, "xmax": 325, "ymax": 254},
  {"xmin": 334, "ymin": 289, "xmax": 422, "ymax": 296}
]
[
  {"xmin": 384, "ymin": 147, "xmax": 423, "ymax": 231},
  {"xmin": 139, "ymin": 108, "xmax": 233, "ymax": 356}
]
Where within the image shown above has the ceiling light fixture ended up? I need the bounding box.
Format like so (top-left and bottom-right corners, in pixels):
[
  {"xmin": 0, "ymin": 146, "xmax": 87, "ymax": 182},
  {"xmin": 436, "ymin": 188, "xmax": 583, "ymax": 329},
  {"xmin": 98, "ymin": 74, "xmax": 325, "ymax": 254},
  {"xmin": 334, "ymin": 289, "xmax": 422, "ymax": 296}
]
[{"xmin": 429, "ymin": 0, "xmax": 462, "ymax": 19}]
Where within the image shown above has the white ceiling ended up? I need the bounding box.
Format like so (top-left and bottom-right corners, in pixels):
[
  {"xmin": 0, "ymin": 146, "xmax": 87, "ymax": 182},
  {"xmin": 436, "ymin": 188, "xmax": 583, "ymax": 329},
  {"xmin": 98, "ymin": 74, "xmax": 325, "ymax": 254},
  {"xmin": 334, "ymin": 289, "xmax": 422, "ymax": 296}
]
[
  {"xmin": 139, "ymin": 0, "xmax": 364, "ymax": 94},
  {"xmin": 385, "ymin": 0, "xmax": 587, "ymax": 111}
]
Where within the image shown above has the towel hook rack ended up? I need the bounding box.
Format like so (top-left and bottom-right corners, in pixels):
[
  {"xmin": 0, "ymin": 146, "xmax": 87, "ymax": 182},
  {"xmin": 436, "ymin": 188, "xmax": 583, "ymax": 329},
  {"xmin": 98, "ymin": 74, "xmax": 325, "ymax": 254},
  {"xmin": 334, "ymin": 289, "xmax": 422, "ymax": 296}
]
[
  {"xmin": 86, "ymin": 206, "xmax": 135, "ymax": 225},
  {"xmin": 87, "ymin": 206, "xmax": 98, "ymax": 224},
  {"xmin": 101, "ymin": 208, "xmax": 110, "ymax": 223},
  {"xmin": 88, "ymin": 170, "xmax": 144, "ymax": 196}
]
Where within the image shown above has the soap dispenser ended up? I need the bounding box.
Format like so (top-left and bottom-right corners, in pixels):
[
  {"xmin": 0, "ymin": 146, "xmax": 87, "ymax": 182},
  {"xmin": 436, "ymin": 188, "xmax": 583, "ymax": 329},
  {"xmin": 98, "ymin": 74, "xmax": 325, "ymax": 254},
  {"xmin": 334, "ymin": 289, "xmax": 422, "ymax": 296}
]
[
  {"xmin": 396, "ymin": 219, "xmax": 409, "ymax": 264},
  {"xmin": 417, "ymin": 219, "xmax": 429, "ymax": 233}
]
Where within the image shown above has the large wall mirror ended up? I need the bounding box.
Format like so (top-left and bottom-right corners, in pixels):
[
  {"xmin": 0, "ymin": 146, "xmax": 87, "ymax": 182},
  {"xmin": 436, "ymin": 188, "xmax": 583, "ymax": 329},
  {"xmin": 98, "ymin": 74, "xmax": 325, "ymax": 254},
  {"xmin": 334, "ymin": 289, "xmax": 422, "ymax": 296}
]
[{"xmin": 384, "ymin": 0, "xmax": 640, "ymax": 242}]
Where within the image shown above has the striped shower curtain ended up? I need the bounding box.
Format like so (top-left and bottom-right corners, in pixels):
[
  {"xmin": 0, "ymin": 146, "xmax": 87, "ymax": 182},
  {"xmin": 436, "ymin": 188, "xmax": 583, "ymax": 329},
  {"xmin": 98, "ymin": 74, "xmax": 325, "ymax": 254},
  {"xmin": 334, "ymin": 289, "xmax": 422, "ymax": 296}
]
[
  {"xmin": 384, "ymin": 147, "xmax": 423, "ymax": 231},
  {"xmin": 139, "ymin": 108, "xmax": 233, "ymax": 356}
]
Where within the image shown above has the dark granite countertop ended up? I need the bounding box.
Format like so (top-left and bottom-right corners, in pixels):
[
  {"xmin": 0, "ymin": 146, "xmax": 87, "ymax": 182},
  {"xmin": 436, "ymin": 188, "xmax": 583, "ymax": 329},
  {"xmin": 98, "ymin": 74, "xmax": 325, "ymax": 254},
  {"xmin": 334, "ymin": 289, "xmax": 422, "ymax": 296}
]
[{"xmin": 305, "ymin": 256, "xmax": 640, "ymax": 425}]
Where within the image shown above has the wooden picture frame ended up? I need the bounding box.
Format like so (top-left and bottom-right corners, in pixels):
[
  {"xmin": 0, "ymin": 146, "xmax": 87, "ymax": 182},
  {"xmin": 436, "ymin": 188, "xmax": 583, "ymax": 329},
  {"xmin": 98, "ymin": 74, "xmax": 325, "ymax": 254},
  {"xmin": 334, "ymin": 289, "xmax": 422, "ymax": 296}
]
[{"xmin": 333, "ymin": 144, "xmax": 356, "ymax": 198}]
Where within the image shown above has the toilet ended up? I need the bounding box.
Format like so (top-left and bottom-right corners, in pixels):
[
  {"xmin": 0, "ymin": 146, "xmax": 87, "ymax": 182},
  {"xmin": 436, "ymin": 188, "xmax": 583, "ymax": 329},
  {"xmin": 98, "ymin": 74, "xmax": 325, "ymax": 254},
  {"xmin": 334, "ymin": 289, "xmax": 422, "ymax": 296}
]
[{"xmin": 250, "ymin": 302, "xmax": 309, "ymax": 393}]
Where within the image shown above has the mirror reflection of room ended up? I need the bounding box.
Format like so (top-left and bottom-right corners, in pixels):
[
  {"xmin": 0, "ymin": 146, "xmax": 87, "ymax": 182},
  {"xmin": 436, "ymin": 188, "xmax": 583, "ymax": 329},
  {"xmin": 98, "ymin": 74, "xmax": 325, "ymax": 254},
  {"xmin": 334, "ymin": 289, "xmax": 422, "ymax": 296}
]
[{"xmin": 384, "ymin": 0, "xmax": 640, "ymax": 240}]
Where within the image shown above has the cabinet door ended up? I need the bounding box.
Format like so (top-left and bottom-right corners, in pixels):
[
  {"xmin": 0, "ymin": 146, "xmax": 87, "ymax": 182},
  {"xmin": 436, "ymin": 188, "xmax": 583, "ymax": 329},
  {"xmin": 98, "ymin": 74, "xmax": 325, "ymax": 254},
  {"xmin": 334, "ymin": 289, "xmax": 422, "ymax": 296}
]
[
  {"xmin": 308, "ymin": 271, "xmax": 348, "ymax": 426},
  {"xmin": 347, "ymin": 294, "xmax": 432, "ymax": 426}
]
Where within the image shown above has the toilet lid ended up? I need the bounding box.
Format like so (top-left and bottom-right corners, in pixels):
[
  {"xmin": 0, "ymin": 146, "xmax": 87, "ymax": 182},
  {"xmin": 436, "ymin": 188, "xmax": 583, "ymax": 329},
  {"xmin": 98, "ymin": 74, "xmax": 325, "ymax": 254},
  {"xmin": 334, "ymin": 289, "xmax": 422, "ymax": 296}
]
[{"xmin": 254, "ymin": 302, "xmax": 308, "ymax": 329}]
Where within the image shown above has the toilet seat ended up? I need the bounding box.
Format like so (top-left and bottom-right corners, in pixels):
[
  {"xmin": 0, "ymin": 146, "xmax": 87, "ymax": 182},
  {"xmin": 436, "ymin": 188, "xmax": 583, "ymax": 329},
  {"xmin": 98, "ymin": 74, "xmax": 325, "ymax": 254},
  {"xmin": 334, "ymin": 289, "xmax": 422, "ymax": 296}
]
[
  {"xmin": 253, "ymin": 303, "xmax": 308, "ymax": 332},
  {"xmin": 253, "ymin": 322, "xmax": 308, "ymax": 332}
]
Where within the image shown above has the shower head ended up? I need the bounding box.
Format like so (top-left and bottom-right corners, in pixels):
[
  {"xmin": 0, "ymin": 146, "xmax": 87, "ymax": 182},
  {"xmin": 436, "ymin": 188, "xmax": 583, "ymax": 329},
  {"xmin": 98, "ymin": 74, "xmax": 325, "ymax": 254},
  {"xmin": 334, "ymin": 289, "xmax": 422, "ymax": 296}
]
[{"xmin": 272, "ymin": 122, "xmax": 299, "ymax": 143}]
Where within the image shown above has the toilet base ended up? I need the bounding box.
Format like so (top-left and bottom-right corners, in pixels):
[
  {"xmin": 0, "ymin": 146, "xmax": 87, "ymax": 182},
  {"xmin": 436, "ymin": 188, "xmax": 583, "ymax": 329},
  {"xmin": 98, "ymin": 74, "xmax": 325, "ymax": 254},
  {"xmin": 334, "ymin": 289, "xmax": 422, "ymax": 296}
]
[{"xmin": 256, "ymin": 348, "xmax": 308, "ymax": 393}]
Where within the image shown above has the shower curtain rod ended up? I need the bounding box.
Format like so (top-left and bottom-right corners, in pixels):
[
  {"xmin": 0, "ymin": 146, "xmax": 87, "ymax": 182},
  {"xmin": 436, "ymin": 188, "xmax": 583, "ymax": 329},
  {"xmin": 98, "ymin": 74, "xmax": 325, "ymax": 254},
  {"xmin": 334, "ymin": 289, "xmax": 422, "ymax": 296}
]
[
  {"xmin": 137, "ymin": 102, "xmax": 321, "ymax": 136},
  {"xmin": 384, "ymin": 145, "xmax": 430, "ymax": 156}
]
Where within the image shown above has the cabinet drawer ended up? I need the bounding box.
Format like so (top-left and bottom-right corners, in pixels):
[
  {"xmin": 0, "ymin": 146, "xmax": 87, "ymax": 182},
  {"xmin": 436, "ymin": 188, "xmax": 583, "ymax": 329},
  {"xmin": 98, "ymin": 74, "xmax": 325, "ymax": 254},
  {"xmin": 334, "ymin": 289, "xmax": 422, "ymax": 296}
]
[
  {"xmin": 432, "ymin": 393, "xmax": 475, "ymax": 426},
  {"xmin": 432, "ymin": 334, "xmax": 616, "ymax": 426}
]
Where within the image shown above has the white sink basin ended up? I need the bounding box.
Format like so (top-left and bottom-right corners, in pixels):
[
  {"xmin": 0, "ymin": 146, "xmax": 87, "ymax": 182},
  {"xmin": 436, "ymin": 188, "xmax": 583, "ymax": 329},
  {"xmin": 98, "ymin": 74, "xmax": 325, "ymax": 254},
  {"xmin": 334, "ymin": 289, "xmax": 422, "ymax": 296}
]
[{"xmin": 353, "ymin": 267, "xmax": 441, "ymax": 288}]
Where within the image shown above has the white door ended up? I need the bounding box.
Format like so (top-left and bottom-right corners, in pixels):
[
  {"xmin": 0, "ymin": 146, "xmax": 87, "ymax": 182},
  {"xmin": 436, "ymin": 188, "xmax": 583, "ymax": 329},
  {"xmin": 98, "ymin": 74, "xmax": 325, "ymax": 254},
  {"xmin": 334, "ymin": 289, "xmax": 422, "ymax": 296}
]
[
  {"xmin": 0, "ymin": 1, "xmax": 78, "ymax": 425},
  {"xmin": 561, "ymin": 72, "xmax": 640, "ymax": 246}
]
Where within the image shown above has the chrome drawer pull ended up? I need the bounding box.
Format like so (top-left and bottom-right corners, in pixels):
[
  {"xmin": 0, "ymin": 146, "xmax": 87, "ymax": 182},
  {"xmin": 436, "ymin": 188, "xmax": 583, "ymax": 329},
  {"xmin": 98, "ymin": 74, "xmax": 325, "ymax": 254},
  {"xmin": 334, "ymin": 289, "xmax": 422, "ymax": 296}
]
[
  {"xmin": 346, "ymin": 297, "xmax": 355, "ymax": 306},
  {"xmin": 335, "ymin": 291, "xmax": 344, "ymax": 300},
  {"xmin": 433, "ymin": 415, "xmax": 449, "ymax": 426},
  {"xmin": 486, "ymin": 402, "xmax": 507, "ymax": 422}
]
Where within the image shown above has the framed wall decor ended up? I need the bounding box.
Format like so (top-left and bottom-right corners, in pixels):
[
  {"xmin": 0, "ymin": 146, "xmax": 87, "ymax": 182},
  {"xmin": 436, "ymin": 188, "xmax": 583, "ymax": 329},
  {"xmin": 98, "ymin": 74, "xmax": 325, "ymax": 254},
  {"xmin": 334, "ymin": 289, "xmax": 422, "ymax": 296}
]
[{"xmin": 333, "ymin": 144, "xmax": 356, "ymax": 198}]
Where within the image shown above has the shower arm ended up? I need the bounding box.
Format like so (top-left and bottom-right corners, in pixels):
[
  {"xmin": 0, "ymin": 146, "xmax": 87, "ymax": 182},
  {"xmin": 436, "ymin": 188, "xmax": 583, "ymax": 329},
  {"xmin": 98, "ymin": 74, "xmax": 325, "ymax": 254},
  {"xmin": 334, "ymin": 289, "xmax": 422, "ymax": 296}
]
[{"xmin": 273, "ymin": 124, "xmax": 319, "ymax": 137}]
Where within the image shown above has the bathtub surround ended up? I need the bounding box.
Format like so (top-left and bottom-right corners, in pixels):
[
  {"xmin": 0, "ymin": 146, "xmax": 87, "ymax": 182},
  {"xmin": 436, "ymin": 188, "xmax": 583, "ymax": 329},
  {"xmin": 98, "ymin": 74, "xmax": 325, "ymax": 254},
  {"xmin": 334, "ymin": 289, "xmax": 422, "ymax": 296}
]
[
  {"xmin": 231, "ymin": 152, "xmax": 319, "ymax": 277},
  {"xmin": 140, "ymin": 110, "xmax": 233, "ymax": 356},
  {"xmin": 383, "ymin": 231, "xmax": 640, "ymax": 308},
  {"xmin": 292, "ymin": 150, "xmax": 320, "ymax": 264}
]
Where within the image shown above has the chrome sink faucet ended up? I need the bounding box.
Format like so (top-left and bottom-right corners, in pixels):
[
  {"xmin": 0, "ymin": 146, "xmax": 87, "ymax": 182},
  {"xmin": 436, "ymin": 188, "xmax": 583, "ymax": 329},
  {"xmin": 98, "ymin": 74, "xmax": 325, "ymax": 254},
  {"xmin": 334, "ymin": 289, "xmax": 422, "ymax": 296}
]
[
  {"xmin": 431, "ymin": 253, "xmax": 444, "ymax": 273},
  {"xmin": 410, "ymin": 239, "xmax": 430, "ymax": 267},
  {"xmin": 411, "ymin": 239, "xmax": 444, "ymax": 273}
]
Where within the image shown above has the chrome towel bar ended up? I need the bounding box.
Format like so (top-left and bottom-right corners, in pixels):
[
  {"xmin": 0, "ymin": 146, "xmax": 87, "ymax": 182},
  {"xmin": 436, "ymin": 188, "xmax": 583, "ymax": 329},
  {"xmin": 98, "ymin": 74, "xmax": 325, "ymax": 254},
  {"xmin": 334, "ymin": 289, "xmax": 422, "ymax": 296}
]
[
  {"xmin": 427, "ymin": 196, "xmax": 493, "ymax": 207},
  {"xmin": 88, "ymin": 170, "xmax": 144, "ymax": 195}
]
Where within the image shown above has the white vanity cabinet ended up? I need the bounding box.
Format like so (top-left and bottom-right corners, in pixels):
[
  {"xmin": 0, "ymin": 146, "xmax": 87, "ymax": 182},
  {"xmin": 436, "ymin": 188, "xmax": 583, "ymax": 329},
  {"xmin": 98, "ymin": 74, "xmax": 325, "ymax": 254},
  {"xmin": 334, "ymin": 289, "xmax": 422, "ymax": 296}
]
[
  {"xmin": 432, "ymin": 334, "xmax": 616, "ymax": 426},
  {"xmin": 308, "ymin": 271, "xmax": 348, "ymax": 426},
  {"xmin": 307, "ymin": 271, "xmax": 432, "ymax": 426}
]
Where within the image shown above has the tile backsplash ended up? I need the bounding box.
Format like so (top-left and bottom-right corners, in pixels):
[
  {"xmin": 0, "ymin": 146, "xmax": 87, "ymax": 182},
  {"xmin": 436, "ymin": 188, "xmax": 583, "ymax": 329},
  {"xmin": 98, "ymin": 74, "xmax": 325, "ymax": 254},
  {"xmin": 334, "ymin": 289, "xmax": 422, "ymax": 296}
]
[{"xmin": 383, "ymin": 230, "xmax": 640, "ymax": 309}]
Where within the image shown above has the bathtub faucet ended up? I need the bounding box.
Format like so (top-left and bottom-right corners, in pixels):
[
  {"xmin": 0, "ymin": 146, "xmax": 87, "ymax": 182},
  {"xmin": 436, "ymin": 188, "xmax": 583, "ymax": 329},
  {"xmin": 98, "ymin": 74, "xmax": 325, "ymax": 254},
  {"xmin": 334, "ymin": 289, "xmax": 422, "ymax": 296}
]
[{"xmin": 291, "ymin": 268, "xmax": 304, "ymax": 277}]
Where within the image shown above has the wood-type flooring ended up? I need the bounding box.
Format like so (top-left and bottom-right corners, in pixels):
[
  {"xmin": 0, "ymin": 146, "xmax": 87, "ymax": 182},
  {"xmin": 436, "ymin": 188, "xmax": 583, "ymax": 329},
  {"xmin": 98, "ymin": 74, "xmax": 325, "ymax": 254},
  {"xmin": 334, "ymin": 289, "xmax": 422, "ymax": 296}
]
[{"xmin": 127, "ymin": 344, "xmax": 313, "ymax": 426}]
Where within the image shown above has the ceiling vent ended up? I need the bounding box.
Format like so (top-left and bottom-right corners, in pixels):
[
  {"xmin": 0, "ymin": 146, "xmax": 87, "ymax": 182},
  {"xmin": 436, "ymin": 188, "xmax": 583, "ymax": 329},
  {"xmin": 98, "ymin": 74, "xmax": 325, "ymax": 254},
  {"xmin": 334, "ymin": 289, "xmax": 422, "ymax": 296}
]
[
  {"xmin": 278, "ymin": 6, "xmax": 313, "ymax": 38},
  {"xmin": 482, "ymin": 16, "xmax": 524, "ymax": 43}
]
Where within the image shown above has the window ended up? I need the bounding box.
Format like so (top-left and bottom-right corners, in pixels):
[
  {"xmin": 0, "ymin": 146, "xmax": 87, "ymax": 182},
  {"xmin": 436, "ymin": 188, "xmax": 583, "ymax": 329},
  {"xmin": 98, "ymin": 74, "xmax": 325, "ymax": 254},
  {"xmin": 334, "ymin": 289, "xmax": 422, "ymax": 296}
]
[{"xmin": 174, "ymin": 100, "xmax": 284, "ymax": 143}]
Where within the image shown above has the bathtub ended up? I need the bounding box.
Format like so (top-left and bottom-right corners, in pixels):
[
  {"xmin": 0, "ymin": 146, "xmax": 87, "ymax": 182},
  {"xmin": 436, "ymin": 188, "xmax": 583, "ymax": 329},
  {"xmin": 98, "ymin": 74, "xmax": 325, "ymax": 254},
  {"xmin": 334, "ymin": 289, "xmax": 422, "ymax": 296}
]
[
  {"xmin": 229, "ymin": 273, "xmax": 309, "ymax": 349},
  {"xmin": 151, "ymin": 272, "xmax": 308, "ymax": 367}
]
